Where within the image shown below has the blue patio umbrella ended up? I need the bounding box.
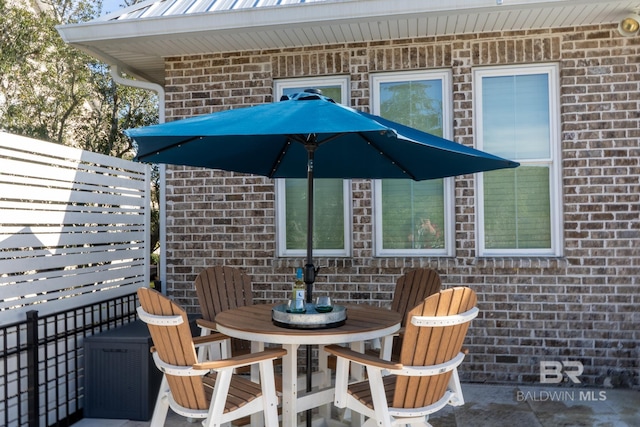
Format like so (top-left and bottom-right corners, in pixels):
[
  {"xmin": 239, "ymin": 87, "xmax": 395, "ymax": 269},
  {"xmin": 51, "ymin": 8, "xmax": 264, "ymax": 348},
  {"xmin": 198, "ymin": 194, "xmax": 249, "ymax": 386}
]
[
  {"xmin": 126, "ymin": 90, "xmax": 519, "ymax": 296},
  {"xmin": 127, "ymin": 90, "xmax": 518, "ymax": 425}
]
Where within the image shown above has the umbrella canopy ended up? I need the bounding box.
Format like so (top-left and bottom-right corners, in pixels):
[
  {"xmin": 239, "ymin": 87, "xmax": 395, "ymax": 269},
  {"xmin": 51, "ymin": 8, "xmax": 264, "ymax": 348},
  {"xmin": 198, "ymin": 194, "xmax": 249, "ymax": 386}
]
[
  {"xmin": 126, "ymin": 91, "xmax": 519, "ymax": 293},
  {"xmin": 130, "ymin": 92, "xmax": 517, "ymax": 181}
]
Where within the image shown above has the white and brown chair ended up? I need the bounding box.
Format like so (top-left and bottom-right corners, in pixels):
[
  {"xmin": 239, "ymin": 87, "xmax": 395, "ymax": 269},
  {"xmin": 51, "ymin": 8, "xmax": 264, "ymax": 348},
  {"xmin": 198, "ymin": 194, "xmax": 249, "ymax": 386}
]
[
  {"xmin": 137, "ymin": 287, "xmax": 285, "ymax": 427},
  {"xmin": 326, "ymin": 286, "xmax": 478, "ymax": 427},
  {"xmin": 194, "ymin": 266, "xmax": 254, "ymax": 361},
  {"xmin": 329, "ymin": 268, "xmax": 442, "ymax": 373},
  {"xmin": 378, "ymin": 268, "xmax": 442, "ymax": 360}
]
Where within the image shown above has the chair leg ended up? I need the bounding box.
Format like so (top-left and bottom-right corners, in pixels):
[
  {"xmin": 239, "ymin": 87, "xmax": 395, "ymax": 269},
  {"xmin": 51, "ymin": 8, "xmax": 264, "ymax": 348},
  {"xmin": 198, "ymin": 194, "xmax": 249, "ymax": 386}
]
[
  {"xmin": 149, "ymin": 375, "xmax": 170, "ymax": 427},
  {"xmin": 204, "ymin": 370, "xmax": 233, "ymax": 427},
  {"xmin": 365, "ymin": 367, "xmax": 392, "ymax": 427},
  {"xmin": 197, "ymin": 329, "xmax": 211, "ymax": 362},
  {"xmin": 379, "ymin": 335, "xmax": 394, "ymax": 361},
  {"xmin": 197, "ymin": 328, "xmax": 227, "ymax": 362},
  {"xmin": 447, "ymin": 368, "xmax": 465, "ymax": 406},
  {"xmin": 259, "ymin": 359, "xmax": 280, "ymax": 427}
]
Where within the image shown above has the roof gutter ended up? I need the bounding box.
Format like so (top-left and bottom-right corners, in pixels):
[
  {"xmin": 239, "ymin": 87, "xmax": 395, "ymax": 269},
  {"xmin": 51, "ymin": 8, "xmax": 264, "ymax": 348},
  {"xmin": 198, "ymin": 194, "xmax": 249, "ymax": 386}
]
[{"xmin": 110, "ymin": 65, "xmax": 167, "ymax": 293}]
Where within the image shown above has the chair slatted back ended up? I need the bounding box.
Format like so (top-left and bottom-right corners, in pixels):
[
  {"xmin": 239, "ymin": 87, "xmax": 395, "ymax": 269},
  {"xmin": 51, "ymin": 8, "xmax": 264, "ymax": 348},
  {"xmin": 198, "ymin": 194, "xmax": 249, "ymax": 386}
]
[
  {"xmin": 195, "ymin": 266, "xmax": 254, "ymax": 356},
  {"xmin": 386, "ymin": 268, "xmax": 442, "ymax": 359},
  {"xmin": 393, "ymin": 287, "xmax": 477, "ymax": 409},
  {"xmin": 138, "ymin": 287, "xmax": 208, "ymax": 411},
  {"xmin": 195, "ymin": 266, "xmax": 253, "ymax": 322},
  {"xmin": 391, "ymin": 268, "xmax": 442, "ymax": 328}
]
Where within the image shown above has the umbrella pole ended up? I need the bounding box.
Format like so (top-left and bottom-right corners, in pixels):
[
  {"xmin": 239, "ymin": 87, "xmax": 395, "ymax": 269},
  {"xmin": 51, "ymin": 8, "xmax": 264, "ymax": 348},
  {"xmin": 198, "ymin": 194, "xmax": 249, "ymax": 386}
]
[
  {"xmin": 304, "ymin": 141, "xmax": 316, "ymax": 427},
  {"xmin": 304, "ymin": 143, "xmax": 316, "ymax": 299}
]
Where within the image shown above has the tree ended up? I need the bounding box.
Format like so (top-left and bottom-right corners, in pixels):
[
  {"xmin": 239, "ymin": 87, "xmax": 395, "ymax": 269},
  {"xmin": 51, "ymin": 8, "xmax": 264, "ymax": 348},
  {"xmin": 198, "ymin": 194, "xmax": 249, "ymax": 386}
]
[
  {"xmin": 1, "ymin": 0, "xmax": 158, "ymax": 157},
  {"xmin": 0, "ymin": 0, "xmax": 80, "ymax": 142}
]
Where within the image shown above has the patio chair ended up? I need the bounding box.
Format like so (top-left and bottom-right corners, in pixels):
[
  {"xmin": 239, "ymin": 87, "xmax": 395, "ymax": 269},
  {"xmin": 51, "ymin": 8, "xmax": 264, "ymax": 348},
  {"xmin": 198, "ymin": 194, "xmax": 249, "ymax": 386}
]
[
  {"xmin": 328, "ymin": 268, "xmax": 442, "ymax": 373},
  {"xmin": 381, "ymin": 267, "xmax": 442, "ymax": 359},
  {"xmin": 137, "ymin": 287, "xmax": 285, "ymax": 427},
  {"xmin": 194, "ymin": 266, "xmax": 254, "ymax": 361},
  {"xmin": 325, "ymin": 286, "xmax": 478, "ymax": 427}
]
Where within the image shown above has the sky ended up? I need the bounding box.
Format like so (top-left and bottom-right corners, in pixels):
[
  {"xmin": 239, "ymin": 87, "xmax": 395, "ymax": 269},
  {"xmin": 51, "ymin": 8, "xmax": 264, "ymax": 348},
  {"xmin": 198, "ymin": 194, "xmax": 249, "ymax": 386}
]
[{"xmin": 101, "ymin": 0, "xmax": 127, "ymax": 16}]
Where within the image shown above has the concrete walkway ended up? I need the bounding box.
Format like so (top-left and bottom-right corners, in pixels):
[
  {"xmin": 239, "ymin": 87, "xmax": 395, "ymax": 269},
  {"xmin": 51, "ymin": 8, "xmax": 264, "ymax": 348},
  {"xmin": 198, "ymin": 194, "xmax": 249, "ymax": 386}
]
[
  {"xmin": 430, "ymin": 384, "xmax": 639, "ymax": 427},
  {"xmin": 74, "ymin": 383, "xmax": 639, "ymax": 427}
]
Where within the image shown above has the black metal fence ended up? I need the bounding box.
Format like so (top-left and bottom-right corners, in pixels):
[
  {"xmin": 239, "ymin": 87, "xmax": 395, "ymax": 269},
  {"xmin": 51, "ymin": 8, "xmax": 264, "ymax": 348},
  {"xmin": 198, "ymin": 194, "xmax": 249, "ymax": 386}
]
[{"xmin": 1, "ymin": 293, "xmax": 139, "ymax": 427}]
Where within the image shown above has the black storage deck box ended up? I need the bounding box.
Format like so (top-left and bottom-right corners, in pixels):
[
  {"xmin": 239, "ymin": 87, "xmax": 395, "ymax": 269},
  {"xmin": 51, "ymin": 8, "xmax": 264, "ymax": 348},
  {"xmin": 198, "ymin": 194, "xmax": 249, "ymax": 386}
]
[{"xmin": 83, "ymin": 320, "xmax": 162, "ymax": 420}]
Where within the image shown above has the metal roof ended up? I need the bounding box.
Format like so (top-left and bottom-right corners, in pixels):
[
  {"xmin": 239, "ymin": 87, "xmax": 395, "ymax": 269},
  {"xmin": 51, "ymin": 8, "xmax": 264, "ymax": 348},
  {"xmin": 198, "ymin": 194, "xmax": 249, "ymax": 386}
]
[
  {"xmin": 57, "ymin": 0, "xmax": 640, "ymax": 85},
  {"xmin": 98, "ymin": 0, "xmax": 334, "ymax": 22}
]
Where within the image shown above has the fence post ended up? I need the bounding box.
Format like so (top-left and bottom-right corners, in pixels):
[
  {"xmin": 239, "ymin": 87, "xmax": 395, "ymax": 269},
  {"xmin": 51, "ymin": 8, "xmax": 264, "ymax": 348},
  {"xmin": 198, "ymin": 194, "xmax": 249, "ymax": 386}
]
[{"xmin": 26, "ymin": 310, "xmax": 39, "ymax": 427}]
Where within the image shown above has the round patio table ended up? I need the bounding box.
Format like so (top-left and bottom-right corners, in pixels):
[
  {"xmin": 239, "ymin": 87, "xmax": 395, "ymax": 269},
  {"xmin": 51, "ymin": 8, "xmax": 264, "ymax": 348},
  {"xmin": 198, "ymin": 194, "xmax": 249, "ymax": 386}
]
[{"xmin": 215, "ymin": 303, "xmax": 401, "ymax": 427}]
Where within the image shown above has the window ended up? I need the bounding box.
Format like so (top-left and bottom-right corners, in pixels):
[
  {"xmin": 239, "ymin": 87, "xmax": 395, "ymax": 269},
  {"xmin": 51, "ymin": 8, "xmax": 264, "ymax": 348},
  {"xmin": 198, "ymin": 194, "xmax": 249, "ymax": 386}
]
[
  {"xmin": 274, "ymin": 77, "xmax": 351, "ymax": 257},
  {"xmin": 371, "ymin": 71, "xmax": 454, "ymax": 256},
  {"xmin": 474, "ymin": 64, "xmax": 562, "ymax": 256}
]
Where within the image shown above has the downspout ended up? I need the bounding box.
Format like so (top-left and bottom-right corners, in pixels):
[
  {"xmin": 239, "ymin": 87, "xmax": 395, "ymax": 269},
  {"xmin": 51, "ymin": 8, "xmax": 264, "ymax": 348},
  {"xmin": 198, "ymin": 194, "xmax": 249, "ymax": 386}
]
[
  {"xmin": 110, "ymin": 65, "xmax": 165, "ymax": 123},
  {"xmin": 110, "ymin": 65, "xmax": 167, "ymax": 294}
]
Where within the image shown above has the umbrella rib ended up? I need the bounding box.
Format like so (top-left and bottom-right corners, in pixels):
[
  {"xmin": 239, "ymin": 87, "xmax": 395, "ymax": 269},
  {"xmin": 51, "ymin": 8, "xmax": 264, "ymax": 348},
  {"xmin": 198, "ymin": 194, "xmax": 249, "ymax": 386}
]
[
  {"xmin": 289, "ymin": 133, "xmax": 345, "ymax": 146},
  {"xmin": 136, "ymin": 136, "xmax": 202, "ymax": 161},
  {"xmin": 268, "ymin": 139, "xmax": 293, "ymax": 178},
  {"xmin": 358, "ymin": 132, "xmax": 418, "ymax": 180},
  {"xmin": 268, "ymin": 133, "xmax": 346, "ymax": 177}
]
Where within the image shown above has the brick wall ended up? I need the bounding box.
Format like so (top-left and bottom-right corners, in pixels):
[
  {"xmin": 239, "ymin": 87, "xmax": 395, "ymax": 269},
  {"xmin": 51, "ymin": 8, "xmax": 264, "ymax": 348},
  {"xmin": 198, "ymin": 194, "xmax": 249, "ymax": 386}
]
[{"xmin": 162, "ymin": 24, "xmax": 639, "ymax": 388}]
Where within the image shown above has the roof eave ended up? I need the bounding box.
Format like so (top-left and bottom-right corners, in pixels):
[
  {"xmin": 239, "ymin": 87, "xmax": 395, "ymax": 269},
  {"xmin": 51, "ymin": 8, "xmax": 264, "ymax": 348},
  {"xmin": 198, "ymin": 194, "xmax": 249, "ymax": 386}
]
[{"xmin": 56, "ymin": 0, "xmax": 636, "ymax": 86}]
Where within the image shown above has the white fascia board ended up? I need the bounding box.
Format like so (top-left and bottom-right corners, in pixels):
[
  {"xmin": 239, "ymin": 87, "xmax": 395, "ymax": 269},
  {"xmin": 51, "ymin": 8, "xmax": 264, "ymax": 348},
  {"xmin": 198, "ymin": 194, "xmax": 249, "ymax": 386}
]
[{"xmin": 56, "ymin": 0, "xmax": 578, "ymax": 44}]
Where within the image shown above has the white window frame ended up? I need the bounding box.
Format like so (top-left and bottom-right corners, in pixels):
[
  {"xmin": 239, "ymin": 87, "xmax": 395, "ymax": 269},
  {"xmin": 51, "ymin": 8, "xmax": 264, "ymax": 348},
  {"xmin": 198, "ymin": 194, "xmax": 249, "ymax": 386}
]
[
  {"xmin": 370, "ymin": 70, "xmax": 455, "ymax": 257},
  {"xmin": 274, "ymin": 76, "xmax": 349, "ymax": 102},
  {"xmin": 274, "ymin": 76, "xmax": 352, "ymax": 257},
  {"xmin": 474, "ymin": 63, "xmax": 563, "ymax": 257}
]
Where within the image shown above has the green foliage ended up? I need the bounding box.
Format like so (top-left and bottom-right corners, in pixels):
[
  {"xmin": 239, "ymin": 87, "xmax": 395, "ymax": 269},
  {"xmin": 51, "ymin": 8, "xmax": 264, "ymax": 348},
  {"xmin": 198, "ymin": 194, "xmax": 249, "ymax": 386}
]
[
  {"xmin": 380, "ymin": 81, "xmax": 443, "ymax": 136},
  {"xmin": 0, "ymin": 2, "xmax": 75, "ymax": 142},
  {"xmin": 0, "ymin": 0, "xmax": 158, "ymax": 158}
]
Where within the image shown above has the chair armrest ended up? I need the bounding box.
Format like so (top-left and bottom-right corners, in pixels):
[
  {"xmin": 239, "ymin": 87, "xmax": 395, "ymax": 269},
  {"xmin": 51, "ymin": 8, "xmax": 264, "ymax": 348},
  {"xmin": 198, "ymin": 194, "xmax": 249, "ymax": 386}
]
[
  {"xmin": 196, "ymin": 318, "xmax": 217, "ymax": 331},
  {"xmin": 193, "ymin": 332, "xmax": 230, "ymax": 346},
  {"xmin": 325, "ymin": 344, "xmax": 403, "ymax": 370},
  {"xmin": 150, "ymin": 332, "xmax": 230, "ymax": 353},
  {"xmin": 193, "ymin": 348, "xmax": 287, "ymax": 370}
]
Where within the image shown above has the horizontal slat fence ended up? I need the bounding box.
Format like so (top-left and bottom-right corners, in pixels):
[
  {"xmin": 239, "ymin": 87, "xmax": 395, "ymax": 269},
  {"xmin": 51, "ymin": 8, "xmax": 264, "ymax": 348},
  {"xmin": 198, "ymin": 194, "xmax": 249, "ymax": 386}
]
[
  {"xmin": 0, "ymin": 132, "xmax": 150, "ymax": 426},
  {"xmin": 0, "ymin": 131, "xmax": 150, "ymax": 322}
]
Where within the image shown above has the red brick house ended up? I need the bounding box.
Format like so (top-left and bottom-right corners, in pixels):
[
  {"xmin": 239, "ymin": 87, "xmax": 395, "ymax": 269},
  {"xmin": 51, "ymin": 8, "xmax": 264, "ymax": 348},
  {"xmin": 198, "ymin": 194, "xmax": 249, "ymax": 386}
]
[{"xmin": 58, "ymin": 0, "xmax": 639, "ymax": 388}]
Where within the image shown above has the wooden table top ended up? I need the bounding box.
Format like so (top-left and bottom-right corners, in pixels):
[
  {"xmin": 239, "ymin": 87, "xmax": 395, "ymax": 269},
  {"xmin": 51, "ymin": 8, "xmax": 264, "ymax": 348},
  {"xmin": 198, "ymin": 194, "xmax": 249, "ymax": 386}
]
[{"xmin": 215, "ymin": 303, "xmax": 402, "ymax": 345}]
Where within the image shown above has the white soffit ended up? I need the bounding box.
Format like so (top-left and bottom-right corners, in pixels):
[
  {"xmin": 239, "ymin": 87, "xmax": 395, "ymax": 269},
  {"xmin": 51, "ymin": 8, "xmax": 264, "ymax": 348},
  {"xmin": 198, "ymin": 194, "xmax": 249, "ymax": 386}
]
[{"xmin": 57, "ymin": 0, "xmax": 640, "ymax": 85}]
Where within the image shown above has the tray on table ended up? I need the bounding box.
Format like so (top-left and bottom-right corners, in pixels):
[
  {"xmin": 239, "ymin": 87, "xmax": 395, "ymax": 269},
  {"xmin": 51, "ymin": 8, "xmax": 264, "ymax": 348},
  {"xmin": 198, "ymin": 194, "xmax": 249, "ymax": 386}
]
[{"xmin": 272, "ymin": 303, "xmax": 347, "ymax": 329}]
